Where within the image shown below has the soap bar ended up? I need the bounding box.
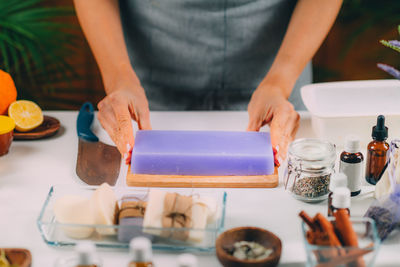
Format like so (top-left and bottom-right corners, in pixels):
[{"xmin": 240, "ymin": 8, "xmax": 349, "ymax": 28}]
[
  {"xmin": 142, "ymin": 189, "xmax": 216, "ymax": 243},
  {"xmin": 90, "ymin": 183, "xmax": 118, "ymax": 235},
  {"xmin": 53, "ymin": 195, "xmax": 94, "ymax": 239},
  {"xmin": 117, "ymin": 194, "xmax": 153, "ymax": 243},
  {"xmin": 131, "ymin": 130, "xmax": 274, "ymax": 176}
]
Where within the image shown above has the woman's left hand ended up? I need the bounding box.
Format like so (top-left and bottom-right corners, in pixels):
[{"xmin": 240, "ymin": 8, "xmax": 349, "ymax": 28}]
[{"xmin": 247, "ymin": 84, "xmax": 300, "ymax": 163}]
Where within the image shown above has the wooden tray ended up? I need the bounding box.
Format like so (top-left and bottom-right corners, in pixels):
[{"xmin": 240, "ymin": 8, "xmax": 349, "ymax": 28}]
[
  {"xmin": 1, "ymin": 248, "xmax": 31, "ymax": 267},
  {"xmin": 126, "ymin": 166, "xmax": 278, "ymax": 188},
  {"xmin": 13, "ymin": 115, "xmax": 60, "ymax": 140}
]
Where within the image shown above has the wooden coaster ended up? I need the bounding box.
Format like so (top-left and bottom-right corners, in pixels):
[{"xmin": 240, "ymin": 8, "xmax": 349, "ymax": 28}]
[
  {"xmin": 126, "ymin": 166, "xmax": 278, "ymax": 188},
  {"xmin": 13, "ymin": 115, "xmax": 60, "ymax": 140}
]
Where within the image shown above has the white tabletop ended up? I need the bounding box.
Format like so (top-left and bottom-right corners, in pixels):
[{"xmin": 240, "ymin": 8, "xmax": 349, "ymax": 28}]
[{"xmin": 0, "ymin": 111, "xmax": 399, "ymax": 267}]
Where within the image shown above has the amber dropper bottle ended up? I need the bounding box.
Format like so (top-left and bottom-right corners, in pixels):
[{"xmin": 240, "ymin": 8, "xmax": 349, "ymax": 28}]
[
  {"xmin": 327, "ymin": 173, "xmax": 347, "ymax": 217},
  {"xmin": 331, "ymin": 187, "xmax": 351, "ymax": 216},
  {"xmin": 340, "ymin": 135, "xmax": 363, "ymax": 196},
  {"xmin": 365, "ymin": 115, "xmax": 389, "ymax": 185},
  {"xmin": 128, "ymin": 237, "xmax": 154, "ymax": 267}
]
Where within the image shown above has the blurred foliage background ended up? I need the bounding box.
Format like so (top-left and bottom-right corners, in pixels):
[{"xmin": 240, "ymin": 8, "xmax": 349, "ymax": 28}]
[{"xmin": 0, "ymin": 0, "xmax": 399, "ymax": 110}]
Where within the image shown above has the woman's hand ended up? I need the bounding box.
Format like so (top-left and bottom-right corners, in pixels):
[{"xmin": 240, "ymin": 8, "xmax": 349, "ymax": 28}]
[
  {"xmin": 247, "ymin": 84, "xmax": 300, "ymax": 163},
  {"xmin": 97, "ymin": 75, "xmax": 151, "ymax": 162}
]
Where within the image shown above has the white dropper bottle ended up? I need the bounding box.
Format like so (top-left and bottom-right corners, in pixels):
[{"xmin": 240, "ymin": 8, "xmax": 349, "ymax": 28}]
[
  {"xmin": 75, "ymin": 241, "xmax": 101, "ymax": 267},
  {"xmin": 128, "ymin": 237, "xmax": 153, "ymax": 267},
  {"xmin": 177, "ymin": 253, "xmax": 198, "ymax": 267}
]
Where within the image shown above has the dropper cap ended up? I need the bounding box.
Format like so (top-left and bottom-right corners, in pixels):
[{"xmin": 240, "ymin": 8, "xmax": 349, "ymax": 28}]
[
  {"xmin": 178, "ymin": 254, "xmax": 198, "ymax": 267},
  {"xmin": 329, "ymin": 173, "xmax": 348, "ymax": 192},
  {"xmin": 75, "ymin": 241, "xmax": 97, "ymax": 265},
  {"xmin": 130, "ymin": 237, "xmax": 153, "ymax": 263},
  {"xmin": 372, "ymin": 115, "xmax": 388, "ymax": 141},
  {"xmin": 332, "ymin": 187, "xmax": 351, "ymax": 209}
]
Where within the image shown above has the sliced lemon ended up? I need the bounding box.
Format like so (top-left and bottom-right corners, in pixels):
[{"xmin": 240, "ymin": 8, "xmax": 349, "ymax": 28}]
[{"xmin": 8, "ymin": 100, "xmax": 43, "ymax": 132}]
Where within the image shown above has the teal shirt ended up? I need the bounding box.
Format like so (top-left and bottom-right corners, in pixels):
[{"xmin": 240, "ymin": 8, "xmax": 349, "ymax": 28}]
[{"xmin": 120, "ymin": 0, "xmax": 311, "ymax": 110}]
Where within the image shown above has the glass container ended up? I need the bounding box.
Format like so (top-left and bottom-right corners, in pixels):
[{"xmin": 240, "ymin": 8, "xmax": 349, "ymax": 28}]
[
  {"xmin": 301, "ymin": 217, "xmax": 380, "ymax": 267},
  {"xmin": 37, "ymin": 185, "xmax": 226, "ymax": 252},
  {"xmin": 284, "ymin": 138, "xmax": 336, "ymax": 202}
]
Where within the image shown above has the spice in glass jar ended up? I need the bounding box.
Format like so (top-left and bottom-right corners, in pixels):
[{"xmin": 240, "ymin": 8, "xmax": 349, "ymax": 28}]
[{"xmin": 284, "ymin": 138, "xmax": 336, "ymax": 202}]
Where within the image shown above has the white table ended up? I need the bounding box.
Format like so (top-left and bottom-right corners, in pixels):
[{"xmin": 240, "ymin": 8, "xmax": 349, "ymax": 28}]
[{"xmin": 0, "ymin": 111, "xmax": 399, "ymax": 267}]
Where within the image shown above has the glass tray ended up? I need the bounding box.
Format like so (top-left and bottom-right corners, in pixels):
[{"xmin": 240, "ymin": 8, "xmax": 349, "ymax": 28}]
[{"xmin": 37, "ymin": 185, "xmax": 227, "ymax": 252}]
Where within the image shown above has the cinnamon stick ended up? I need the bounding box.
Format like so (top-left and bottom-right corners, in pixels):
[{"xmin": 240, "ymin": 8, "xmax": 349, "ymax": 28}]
[
  {"xmin": 299, "ymin": 211, "xmax": 317, "ymax": 231},
  {"xmin": 314, "ymin": 213, "xmax": 342, "ymax": 247},
  {"xmin": 334, "ymin": 209, "xmax": 366, "ymax": 267}
]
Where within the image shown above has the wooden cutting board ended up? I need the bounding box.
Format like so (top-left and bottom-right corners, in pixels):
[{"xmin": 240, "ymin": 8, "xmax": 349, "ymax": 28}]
[{"xmin": 126, "ymin": 166, "xmax": 279, "ymax": 188}]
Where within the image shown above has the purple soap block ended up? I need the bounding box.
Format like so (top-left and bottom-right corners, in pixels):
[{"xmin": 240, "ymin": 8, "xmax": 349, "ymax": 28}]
[{"xmin": 131, "ymin": 130, "xmax": 274, "ymax": 176}]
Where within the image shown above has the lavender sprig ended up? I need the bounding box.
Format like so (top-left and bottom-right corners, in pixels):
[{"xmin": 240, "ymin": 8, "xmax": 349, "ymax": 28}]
[
  {"xmin": 380, "ymin": 40, "xmax": 400, "ymax": 53},
  {"xmin": 389, "ymin": 40, "xmax": 400, "ymax": 48},
  {"xmin": 377, "ymin": 63, "xmax": 400, "ymax": 80}
]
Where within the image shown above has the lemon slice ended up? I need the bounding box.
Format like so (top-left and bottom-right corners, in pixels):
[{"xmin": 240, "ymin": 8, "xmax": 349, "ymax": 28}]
[{"xmin": 8, "ymin": 100, "xmax": 43, "ymax": 132}]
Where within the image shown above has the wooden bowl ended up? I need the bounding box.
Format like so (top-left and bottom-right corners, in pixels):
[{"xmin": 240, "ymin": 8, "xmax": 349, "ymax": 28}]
[
  {"xmin": 2, "ymin": 248, "xmax": 32, "ymax": 267},
  {"xmin": 216, "ymin": 227, "xmax": 282, "ymax": 267},
  {"xmin": 0, "ymin": 115, "xmax": 15, "ymax": 156}
]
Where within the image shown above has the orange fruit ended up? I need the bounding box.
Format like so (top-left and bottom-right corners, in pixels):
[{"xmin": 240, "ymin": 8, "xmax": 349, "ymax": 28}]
[
  {"xmin": 0, "ymin": 70, "xmax": 17, "ymax": 115},
  {"xmin": 8, "ymin": 100, "xmax": 43, "ymax": 132}
]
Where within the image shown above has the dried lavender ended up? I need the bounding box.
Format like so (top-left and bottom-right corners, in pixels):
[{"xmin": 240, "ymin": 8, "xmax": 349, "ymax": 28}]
[
  {"xmin": 389, "ymin": 40, "xmax": 400, "ymax": 49},
  {"xmin": 292, "ymin": 175, "xmax": 330, "ymax": 198},
  {"xmin": 378, "ymin": 26, "xmax": 400, "ymax": 79},
  {"xmin": 364, "ymin": 206, "xmax": 397, "ymax": 241},
  {"xmin": 377, "ymin": 63, "xmax": 400, "ymax": 80},
  {"xmin": 380, "ymin": 40, "xmax": 400, "ymax": 53}
]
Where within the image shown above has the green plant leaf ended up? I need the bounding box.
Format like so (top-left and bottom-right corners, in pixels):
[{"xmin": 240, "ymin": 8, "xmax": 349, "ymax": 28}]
[
  {"xmin": 0, "ymin": 0, "xmax": 42, "ymax": 17},
  {"xmin": 0, "ymin": 41, "xmax": 10, "ymax": 72},
  {"xmin": 0, "ymin": 0, "xmax": 83, "ymax": 106}
]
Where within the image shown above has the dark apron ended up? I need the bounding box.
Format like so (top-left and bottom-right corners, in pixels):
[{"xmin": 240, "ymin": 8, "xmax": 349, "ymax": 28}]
[{"xmin": 120, "ymin": 0, "xmax": 311, "ymax": 110}]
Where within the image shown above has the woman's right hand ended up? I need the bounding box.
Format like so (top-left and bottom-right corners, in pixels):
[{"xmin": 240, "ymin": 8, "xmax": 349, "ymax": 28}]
[{"xmin": 97, "ymin": 74, "xmax": 151, "ymax": 162}]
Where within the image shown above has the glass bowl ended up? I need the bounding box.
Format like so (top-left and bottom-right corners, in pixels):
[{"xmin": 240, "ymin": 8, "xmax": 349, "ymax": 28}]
[{"xmin": 301, "ymin": 217, "xmax": 380, "ymax": 267}]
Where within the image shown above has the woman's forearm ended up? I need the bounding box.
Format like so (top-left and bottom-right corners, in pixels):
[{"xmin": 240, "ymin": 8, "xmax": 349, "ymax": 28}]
[
  {"xmin": 261, "ymin": 0, "xmax": 343, "ymax": 97},
  {"xmin": 73, "ymin": 0, "xmax": 140, "ymax": 93}
]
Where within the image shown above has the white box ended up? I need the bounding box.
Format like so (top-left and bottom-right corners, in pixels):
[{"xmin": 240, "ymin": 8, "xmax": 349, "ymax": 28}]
[{"xmin": 301, "ymin": 79, "xmax": 400, "ymax": 147}]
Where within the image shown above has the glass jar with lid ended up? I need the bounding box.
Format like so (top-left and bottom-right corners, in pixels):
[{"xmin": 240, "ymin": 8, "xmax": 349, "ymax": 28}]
[{"xmin": 284, "ymin": 138, "xmax": 336, "ymax": 202}]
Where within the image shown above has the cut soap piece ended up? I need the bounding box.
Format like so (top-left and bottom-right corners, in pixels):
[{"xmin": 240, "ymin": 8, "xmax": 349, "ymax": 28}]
[
  {"xmin": 143, "ymin": 189, "xmax": 166, "ymax": 237},
  {"xmin": 131, "ymin": 130, "xmax": 274, "ymax": 176},
  {"xmin": 197, "ymin": 196, "xmax": 219, "ymax": 224},
  {"xmin": 53, "ymin": 195, "xmax": 94, "ymax": 239},
  {"xmin": 189, "ymin": 197, "xmax": 210, "ymax": 243},
  {"xmin": 90, "ymin": 183, "xmax": 118, "ymax": 235},
  {"xmin": 117, "ymin": 194, "xmax": 152, "ymax": 243}
]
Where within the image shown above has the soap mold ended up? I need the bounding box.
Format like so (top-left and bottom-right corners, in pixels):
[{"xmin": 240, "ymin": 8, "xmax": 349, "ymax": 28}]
[{"xmin": 37, "ymin": 185, "xmax": 226, "ymax": 251}]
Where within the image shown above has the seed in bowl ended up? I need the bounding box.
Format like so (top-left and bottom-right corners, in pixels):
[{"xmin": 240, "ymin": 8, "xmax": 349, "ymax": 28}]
[{"xmin": 228, "ymin": 241, "xmax": 273, "ymax": 261}]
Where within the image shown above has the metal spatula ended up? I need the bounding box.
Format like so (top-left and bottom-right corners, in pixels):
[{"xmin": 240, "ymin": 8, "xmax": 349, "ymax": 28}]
[{"xmin": 76, "ymin": 102, "xmax": 121, "ymax": 185}]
